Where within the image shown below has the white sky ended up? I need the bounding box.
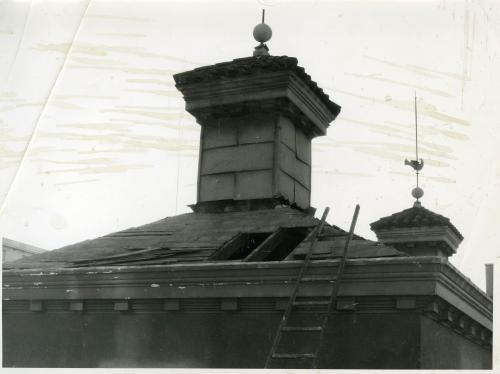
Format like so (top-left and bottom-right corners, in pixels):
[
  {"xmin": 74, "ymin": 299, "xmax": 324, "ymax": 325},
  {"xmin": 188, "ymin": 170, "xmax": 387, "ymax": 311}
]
[{"xmin": 0, "ymin": 0, "xmax": 499, "ymax": 290}]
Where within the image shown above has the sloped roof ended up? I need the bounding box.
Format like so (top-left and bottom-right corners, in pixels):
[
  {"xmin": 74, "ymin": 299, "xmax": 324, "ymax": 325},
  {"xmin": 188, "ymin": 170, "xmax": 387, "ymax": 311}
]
[
  {"xmin": 3, "ymin": 206, "xmax": 404, "ymax": 270},
  {"xmin": 370, "ymin": 205, "xmax": 463, "ymax": 240},
  {"xmin": 292, "ymin": 234, "xmax": 403, "ymax": 260},
  {"xmin": 173, "ymin": 55, "xmax": 341, "ymax": 117},
  {"xmin": 2, "ymin": 238, "xmax": 46, "ymax": 255}
]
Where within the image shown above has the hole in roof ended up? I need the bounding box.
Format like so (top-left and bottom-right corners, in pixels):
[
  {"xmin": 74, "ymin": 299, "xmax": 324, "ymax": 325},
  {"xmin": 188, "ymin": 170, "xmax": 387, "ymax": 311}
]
[
  {"xmin": 212, "ymin": 228, "xmax": 310, "ymax": 262},
  {"xmin": 255, "ymin": 228, "xmax": 310, "ymax": 261},
  {"xmin": 227, "ymin": 233, "xmax": 271, "ymax": 260}
]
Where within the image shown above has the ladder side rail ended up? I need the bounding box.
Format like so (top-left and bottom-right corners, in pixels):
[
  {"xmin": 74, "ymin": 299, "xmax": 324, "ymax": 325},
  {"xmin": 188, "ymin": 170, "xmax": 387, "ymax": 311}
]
[
  {"xmin": 264, "ymin": 207, "xmax": 330, "ymax": 368},
  {"xmin": 312, "ymin": 204, "xmax": 360, "ymax": 369}
]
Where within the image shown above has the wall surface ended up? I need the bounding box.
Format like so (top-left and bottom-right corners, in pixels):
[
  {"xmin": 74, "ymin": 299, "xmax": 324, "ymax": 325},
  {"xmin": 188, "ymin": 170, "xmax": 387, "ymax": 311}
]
[
  {"xmin": 420, "ymin": 315, "xmax": 492, "ymax": 369},
  {"xmin": 199, "ymin": 115, "xmax": 276, "ymax": 203},
  {"xmin": 4, "ymin": 298, "xmax": 488, "ymax": 369},
  {"xmin": 198, "ymin": 114, "xmax": 312, "ymax": 208},
  {"xmin": 2, "ymin": 259, "xmax": 493, "ymax": 369},
  {"xmin": 276, "ymin": 117, "xmax": 311, "ymax": 208}
]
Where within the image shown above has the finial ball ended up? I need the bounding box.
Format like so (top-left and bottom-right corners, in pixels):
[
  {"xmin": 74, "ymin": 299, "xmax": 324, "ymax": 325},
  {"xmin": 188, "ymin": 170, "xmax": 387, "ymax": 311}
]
[
  {"xmin": 412, "ymin": 187, "xmax": 424, "ymax": 199},
  {"xmin": 253, "ymin": 23, "xmax": 272, "ymax": 43}
]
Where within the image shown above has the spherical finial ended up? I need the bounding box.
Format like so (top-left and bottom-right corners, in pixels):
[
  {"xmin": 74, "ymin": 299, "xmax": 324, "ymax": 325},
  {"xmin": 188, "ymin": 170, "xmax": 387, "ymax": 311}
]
[
  {"xmin": 253, "ymin": 9, "xmax": 272, "ymax": 44},
  {"xmin": 253, "ymin": 22, "xmax": 272, "ymax": 44},
  {"xmin": 412, "ymin": 186, "xmax": 424, "ymax": 200}
]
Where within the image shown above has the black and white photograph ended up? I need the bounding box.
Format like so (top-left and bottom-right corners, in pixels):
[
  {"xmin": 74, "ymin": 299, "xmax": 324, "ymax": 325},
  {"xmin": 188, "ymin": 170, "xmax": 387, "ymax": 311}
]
[{"xmin": 0, "ymin": 0, "xmax": 497, "ymax": 369}]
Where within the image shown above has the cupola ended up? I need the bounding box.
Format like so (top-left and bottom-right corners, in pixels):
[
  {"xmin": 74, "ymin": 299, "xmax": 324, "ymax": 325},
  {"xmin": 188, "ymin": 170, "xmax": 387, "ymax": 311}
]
[
  {"xmin": 370, "ymin": 205, "xmax": 463, "ymax": 258},
  {"xmin": 370, "ymin": 94, "xmax": 463, "ymax": 259},
  {"xmin": 173, "ymin": 13, "xmax": 340, "ymax": 212}
]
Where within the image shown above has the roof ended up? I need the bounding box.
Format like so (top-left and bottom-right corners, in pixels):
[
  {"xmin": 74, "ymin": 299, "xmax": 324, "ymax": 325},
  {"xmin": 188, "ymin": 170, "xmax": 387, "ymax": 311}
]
[
  {"xmin": 370, "ymin": 205, "xmax": 463, "ymax": 240},
  {"xmin": 292, "ymin": 232, "xmax": 403, "ymax": 260},
  {"xmin": 173, "ymin": 55, "xmax": 341, "ymax": 118},
  {"xmin": 3, "ymin": 206, "xmax": 404, "ymax": 270},
  {"xmin": 2, "ymin": 238, "xmax": 46, "ymax": 255}
]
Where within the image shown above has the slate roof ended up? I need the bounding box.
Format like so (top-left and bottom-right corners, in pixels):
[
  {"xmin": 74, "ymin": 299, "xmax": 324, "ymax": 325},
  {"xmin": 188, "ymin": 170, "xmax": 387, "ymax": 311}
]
[
  {"xmin": 370, "ymin": 205, "xmax": 463, "ymax": 240},
  {"xmin": 173, "ymin": 55, "xmax": 341, "ymax": 118},
  {"xmin": 292, "ymin": 234, "xmax": 402, "ymax": 260},
  {"xmin": 3, "ymin": 207, "xmax": 404, "ymax": 270},
  {"xmin": 2, "ymin": 238, "xmax": 46, "ymax": 256}
]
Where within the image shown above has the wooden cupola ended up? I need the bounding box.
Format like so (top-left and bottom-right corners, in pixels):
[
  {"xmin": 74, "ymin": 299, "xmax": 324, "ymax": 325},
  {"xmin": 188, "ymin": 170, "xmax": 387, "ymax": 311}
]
[
  {"xmin": 173, "ymin": 56, "xmax": 340, "ymax": 212},
  {"xmin": 370, "ymin": 204, "xmax": 463, "ymax": 258}
]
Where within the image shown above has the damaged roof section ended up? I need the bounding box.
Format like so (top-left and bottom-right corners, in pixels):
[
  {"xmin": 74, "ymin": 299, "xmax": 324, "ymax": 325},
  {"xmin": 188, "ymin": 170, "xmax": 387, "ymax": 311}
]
[
  {"xmin": 3, "ymin": 207, "xmax": 406, "ymax": 270},
  {"xmin": 289, "ymin": 225, "xmax": 404, "ymax": 261}
]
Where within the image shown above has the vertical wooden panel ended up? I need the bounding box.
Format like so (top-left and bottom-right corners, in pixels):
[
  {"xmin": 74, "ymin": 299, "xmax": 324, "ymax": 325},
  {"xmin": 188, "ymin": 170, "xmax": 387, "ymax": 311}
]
[
  {"xmin": 295, "ymin": 182, "xmax": 310, "ymax": 209},
  {"xmin": 296, "ymin": 128, "xmax": 311, "ymax": 165},
  {"xmin": 199, "ymin": 174, "xmax": 235, "ymax": 201},
  {"xmin": 272, "ymin": 119, "xmax": 280, "ymax": 196},
  {"xmin": 203, "ymin": 120, "xmax": 238, "ymax": 149},
  {"xmin": 197, "ymin": 126, "xmax": 204, "ymax": 202},
  {"xmin": 279, "ymin": 146, "xmax": 310, "ymax": 188},
  {"xmin": 278, "ymin": 171, "xmax": 295, "ymax": 203},
  {"xmin": 238, "ymin": 116, "xmax": 275, "ymax": 144},
  {"xmin": 235, "ymin": 170, "xmax": 273, "ymax": 200},
  {"xmin": 279, "ymin": 117, "xmax": 296, "ymax": 151},
  {"xmin": 201, "ymin": 143, "xmax": 274, "ymax": 175},
  {"xmin": 197, "ymin": 114, "xmax": 311, "ymax": 207}
]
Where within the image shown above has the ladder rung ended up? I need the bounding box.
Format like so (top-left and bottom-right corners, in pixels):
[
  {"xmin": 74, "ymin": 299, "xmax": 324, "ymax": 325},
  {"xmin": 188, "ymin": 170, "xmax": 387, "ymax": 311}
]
[
  {"xmin": 300, "ymin": 276, "xmax": 336, "ymax": 282},
  {"xmin": 282, "ymin": 326, "xmax": 322, "ymax": 332},
  {"xmin": 292, "ymin": 300, "xmax": 329, "ymax": 306},
  {"xmin": 272, "ymin": 353, "xmax": 315, "ymax": 359}
]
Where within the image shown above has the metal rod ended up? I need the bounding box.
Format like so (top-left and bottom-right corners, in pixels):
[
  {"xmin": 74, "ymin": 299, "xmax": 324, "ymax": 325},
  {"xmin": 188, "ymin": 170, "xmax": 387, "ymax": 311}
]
[
  {"xmin": 414, "ymin": 92, "xmax": 420, "ymax": 191},
  {"xmin": 414, "ymin": 91, "xmax": 418, "ymax": 161},
  {"xmin": 262, "ymin": 9, "xmax": 265, "ymax": 23}
]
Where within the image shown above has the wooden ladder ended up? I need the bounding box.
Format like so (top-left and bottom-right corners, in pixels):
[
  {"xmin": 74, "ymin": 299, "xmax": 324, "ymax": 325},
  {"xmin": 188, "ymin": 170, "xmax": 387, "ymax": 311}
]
[{"xmin": 264, "ymin": 204, "xmax": 360, "ymax": 369}]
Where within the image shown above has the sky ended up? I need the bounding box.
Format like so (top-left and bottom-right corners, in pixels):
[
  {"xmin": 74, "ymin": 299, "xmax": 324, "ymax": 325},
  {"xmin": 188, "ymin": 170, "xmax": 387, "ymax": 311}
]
[{"xmin": 0, "ymin": 0, "xmax": 499, "ymax": 290}]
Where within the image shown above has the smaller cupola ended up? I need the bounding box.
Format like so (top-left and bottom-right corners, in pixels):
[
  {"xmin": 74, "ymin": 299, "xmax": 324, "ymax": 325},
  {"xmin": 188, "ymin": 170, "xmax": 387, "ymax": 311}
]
[
  {"xmin": 370, "ymin": 94, "xmax": 463, "ymax": 259},
  {"xmin": 370, "ymin": 204, "xmax": 463, "ymax": 258}
]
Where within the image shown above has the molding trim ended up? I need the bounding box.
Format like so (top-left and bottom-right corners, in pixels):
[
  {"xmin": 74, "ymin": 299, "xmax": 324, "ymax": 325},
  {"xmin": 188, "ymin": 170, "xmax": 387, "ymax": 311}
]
[
  {"xmin": 374, "ymin": 226, "xmax": 461, "ymax": 257},
  {"xmin": 3, "ymin": 257, "xmax": 492, "ymax": 329},
  {"xmin": 423, "ymin": 297, "xmax": 492, "ymax": 348},
  {"xmin": 4, "ymin": 295, "xmax": 491, "ymax": 349}
]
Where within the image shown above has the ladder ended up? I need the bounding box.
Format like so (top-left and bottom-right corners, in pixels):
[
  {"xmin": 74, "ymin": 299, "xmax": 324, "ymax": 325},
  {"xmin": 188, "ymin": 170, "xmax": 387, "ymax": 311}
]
[{"xmin": 264, "ymin": 204, "xmax": 360, "ymax": 369}]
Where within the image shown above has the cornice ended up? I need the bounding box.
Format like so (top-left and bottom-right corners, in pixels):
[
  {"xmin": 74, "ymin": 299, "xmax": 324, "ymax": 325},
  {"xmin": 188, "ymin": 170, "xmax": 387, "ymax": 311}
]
[
  {"xmin": 422, "ymin": 297, "xmax": 492, "ymax": 348},
  {"xmin": 374, "ymin": 226, "xmax": 462, "ymax": 256},
  {"xmin": 173, "ymin": 55, "xmax": 340, "ymax": 118},
  {"xmin": 3, "ymin": 257, "xmax": 491, "ymax": 329},
  {"xmin": 176, "ymin": 70, "xmax": 337, "ymax": 137}
]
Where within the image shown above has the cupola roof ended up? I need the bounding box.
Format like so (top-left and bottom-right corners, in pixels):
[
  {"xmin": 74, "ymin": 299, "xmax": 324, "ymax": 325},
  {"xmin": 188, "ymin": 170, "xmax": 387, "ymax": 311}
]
[
  {"xmin": 370, "ymin": 204, "xmax": 463, "ymax": 258},
  {"xmin": 370, "ymin": 205, "xmax": 463, "ymax": 241},
  {"xmin": 174, "ymin": 56, "xmax": 341, "ymax": 118}
]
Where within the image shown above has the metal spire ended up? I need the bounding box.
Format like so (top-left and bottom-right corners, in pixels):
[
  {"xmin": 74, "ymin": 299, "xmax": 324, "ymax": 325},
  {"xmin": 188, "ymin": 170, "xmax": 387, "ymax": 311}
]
[{"xmin": 405, "ymin": 92, "xmax": 424, "ymax": 207}]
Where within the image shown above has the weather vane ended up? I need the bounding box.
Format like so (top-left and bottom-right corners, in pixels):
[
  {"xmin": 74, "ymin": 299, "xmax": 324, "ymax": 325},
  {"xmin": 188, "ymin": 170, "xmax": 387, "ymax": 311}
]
[
  {"xmin": 253, "ymin": 9, "xmax": 272, "ymax": 57},
  {"xmin": 405, "ymin": 92, "xmax": 424, "ymax": 207}
]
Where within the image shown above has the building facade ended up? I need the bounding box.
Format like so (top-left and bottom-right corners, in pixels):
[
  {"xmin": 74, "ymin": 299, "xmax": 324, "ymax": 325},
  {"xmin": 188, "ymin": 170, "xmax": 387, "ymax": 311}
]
[{"xmin": 2, "ymin": 22, "xmax": 492, "ymax": 369}]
